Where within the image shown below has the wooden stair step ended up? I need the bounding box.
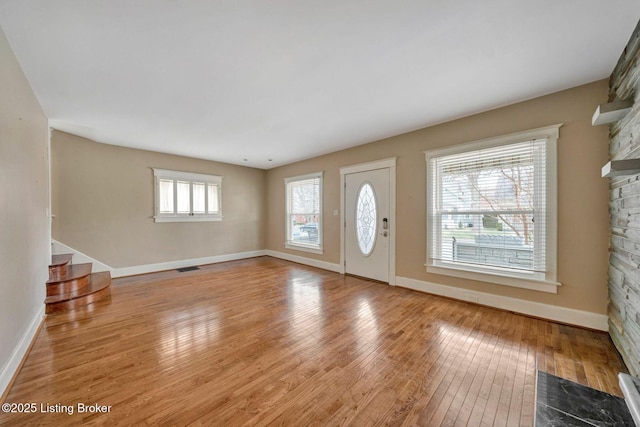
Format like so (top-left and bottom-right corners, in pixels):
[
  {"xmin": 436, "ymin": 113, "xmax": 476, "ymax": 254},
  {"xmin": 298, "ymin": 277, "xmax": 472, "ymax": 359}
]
[
  {"xmin": 45, "ymin": 271, "xmax": 111, "ymax": 303},
  {"xmin": 47, "ymin": 263, "xmax": 92, "ymax": 284},
  {"xmin": 46, "ymin": 263, "xmax": 93, "ymax": 296},
  {"xmin": 51, "ymin": 254, "xmax": 73, "ymax": 267},
  {"xmin": 49, "ymin": 253, "xmax": 73, "ymax": 279},
  {"xmin": 45, "ymin": 271, "xmax": 111, "ymax": 314}
]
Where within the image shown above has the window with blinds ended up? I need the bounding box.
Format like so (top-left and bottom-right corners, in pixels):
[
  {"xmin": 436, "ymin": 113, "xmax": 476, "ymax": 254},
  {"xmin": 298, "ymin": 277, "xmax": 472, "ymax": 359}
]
[
  {"xmin": 426, "ymin": 125, "xmax": 560, "ymax": 290},
  {"xmin": 153, "ymin": 169, "xmax": 222, "ymax": 222},
  {"xmin": 285, "ymin": 172, "xmax": 323, "ymax": 252}
]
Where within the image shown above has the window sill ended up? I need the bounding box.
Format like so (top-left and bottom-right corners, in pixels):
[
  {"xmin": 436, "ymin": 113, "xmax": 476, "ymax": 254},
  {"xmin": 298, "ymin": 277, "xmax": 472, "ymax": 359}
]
[
  {"xmin": 425, "ymin": 262, "xmax": 560, "ymax": 294},
  {"xmin": 285, "ymin": 243, "xmax": 323, "ymax": 255},
  {"xmin": 154, "ymin": 216, "xmax": 222, "ymax": 223}
]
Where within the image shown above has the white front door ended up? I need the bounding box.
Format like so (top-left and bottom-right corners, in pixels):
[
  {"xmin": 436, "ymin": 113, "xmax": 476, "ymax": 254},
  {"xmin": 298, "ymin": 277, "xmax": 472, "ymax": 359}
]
[{"xmin": 345, "ymin": 168, "xmax": 390, "ymax": 282}]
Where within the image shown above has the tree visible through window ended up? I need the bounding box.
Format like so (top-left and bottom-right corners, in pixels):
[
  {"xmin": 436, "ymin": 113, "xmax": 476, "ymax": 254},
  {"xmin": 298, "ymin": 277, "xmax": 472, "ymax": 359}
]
[
  {"xmin": 437, "ymin": 143, "xmax": 539, "ymax": 270},
  {"xmin": 285, "ymin": 172, "xmax": 323, "ymax": 251},
  {"xmin": 426, "ymin": 125, "xmax": 560, "ymax": 288}
]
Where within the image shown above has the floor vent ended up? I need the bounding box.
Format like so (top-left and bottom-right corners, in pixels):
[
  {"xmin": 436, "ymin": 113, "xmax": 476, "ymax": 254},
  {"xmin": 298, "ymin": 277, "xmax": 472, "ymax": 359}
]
[{"xmin": 176, "ymin": 266, "xmax": 200, "ymax": 273}]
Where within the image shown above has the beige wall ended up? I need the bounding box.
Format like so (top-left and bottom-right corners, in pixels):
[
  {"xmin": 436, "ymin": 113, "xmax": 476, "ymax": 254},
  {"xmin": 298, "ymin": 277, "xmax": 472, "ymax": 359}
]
[
  {"xmin": 52, "ymin": 80, "xmax": 610, "ymax": 314},
  {"xmin": 0, "ymin": 26, "xmax": 49, "ymax": 389},
  {"xmin": 52, "ymin": 131, "xmax": 266, "ymax": 268},
  {"xmin": 266, "ymin": 80, "xmax": 611, "ymax": 314}
]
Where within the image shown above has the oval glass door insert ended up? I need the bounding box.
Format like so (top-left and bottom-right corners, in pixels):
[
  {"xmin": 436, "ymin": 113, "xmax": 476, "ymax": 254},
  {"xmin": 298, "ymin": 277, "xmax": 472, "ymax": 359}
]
[{"xmin": 356, "ymin": 182, "xmax": 377, "ymax": 256}]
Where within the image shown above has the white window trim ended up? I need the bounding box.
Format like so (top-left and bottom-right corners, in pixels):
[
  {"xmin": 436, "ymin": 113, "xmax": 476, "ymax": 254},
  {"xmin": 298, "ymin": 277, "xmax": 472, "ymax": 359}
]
[
  {"xmin": 153, "ymin": 168, "xmax": 223, "ymax": 223},
  {"xmin": 284, "ymin": 243, "xmax": 324, "ymax": 255},
  {"xmin": 285, "ymin": 171, "xmax": 323, "ymax": 254},
  {"xmin": 424, "ymin": 124, "xmax": 562, "ymax": 293}
]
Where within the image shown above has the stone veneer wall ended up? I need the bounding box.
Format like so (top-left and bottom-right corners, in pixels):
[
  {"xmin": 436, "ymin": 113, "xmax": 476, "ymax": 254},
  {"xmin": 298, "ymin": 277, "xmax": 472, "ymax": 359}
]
[{"xmin": 608, "ymin": 20, "xmax": 640, "ymax": 377}]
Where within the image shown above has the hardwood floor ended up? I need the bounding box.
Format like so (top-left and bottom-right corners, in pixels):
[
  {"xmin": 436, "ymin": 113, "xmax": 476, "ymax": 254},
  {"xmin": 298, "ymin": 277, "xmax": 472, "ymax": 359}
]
[{"xmin": 0, "ymin": 257, "xmax": 627, "ymax": 426}]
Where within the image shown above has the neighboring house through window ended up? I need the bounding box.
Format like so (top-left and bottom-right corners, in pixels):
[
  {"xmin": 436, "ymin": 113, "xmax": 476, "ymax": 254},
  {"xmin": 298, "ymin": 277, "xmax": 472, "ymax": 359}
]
[
  {"xmin": 153, "ymin": 168, "xmax": 222, "ymax": 222},
  {"xmin": 425, "ymin": 124, "xmax": 561, "ymax": 293},
  {"xmin": 285, "ymin": 172, "xmax": 323, "ymax": 254}
]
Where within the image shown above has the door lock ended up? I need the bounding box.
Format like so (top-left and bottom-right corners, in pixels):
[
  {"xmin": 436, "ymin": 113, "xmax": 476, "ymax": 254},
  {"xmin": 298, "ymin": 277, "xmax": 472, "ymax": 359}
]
[{"xmin": 381, "ymin": 218, "xmax": 389, "ymax": 236}]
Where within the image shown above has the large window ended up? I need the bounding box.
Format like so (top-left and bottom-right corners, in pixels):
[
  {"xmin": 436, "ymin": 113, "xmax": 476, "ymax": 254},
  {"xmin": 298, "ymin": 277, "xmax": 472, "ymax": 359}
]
[
  {"xmin": 153, "ymin": 168, "xmax": 222, "ymax": 222},
  {"xmin": 426, "ymin": 125, "xmax": 560, "ymax": 292},
  {"xmin": 285, "ymin": 172, "xmax": 323, "ymax": 253}
]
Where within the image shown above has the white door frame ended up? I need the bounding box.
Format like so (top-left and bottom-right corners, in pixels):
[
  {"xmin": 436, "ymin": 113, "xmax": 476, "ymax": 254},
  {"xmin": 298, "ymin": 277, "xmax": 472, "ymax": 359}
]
[{"xmin": 339, "ymin": 157, "xmax": 396, "ymax": 285}]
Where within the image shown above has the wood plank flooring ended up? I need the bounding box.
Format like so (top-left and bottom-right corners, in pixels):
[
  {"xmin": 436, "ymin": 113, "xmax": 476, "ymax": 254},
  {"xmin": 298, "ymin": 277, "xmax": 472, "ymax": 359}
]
[{"xmin": 0, "ymin": 257, "xmax": 627, "ymax": 426}]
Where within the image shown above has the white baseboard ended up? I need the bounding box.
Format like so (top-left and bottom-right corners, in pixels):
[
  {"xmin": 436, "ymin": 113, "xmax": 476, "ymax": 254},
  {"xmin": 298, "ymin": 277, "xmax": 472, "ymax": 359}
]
[
  {"xmin": 0, "ymin": 306, "xmax": 45, "ymax": 399},
  {"xmin": 52, "ymin": 240, "xmax": 266, "ymax": 278},
  {"xmin": 265, "ymin": 250, "xmax": 342, "ymax": 273},
  {"xmin": 395, "ymin": 276, "xmax": 608, "ymax": 331},
  {"xmin": 113, "ymin": 250, "xmax": 267, "ymax": 277},
  {"xmin": 51, "ymin": 241, "xmax": 605, "ymax": 330},
  {"xmin": 52, "ymin": 240, "xmax": 112, "ymax": 273}
]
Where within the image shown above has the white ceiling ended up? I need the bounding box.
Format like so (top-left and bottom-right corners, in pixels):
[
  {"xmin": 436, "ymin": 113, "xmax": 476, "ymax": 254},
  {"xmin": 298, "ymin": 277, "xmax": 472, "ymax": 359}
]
[{"xmin": 1, "ymin": 1, "xmax": 638, "ymax": 169}]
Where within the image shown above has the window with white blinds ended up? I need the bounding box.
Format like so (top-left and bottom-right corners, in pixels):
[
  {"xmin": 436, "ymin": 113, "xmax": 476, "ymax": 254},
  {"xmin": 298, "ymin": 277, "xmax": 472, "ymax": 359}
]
[
  {"xmin": 153, "ymin": 169, "xmax": 222, "ymax": 222},
  {"xmin": 426, "ymin": 125, "xmax": 560, "ymax": 292},
  {"xmin": 285, "ymin": 172, "xmax": 323, "ymax": 253}
]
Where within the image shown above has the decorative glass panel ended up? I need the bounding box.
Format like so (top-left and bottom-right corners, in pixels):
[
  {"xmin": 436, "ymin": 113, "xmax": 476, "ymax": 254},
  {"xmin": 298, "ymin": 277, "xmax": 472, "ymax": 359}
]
[
  {"xmin": 158, "ymin": 179, "xmax": 174, "ymax": 213},
  {"xmin": 177, "ymin": 181, "xmax": 190, "ymax": 214},
  {"xmin": 356, "ymin": 183, "xmax": 377, "ymax": 256},
  {"xmin": 192, "ymin": 182, "xmax": 205, "ymax": 213}
]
